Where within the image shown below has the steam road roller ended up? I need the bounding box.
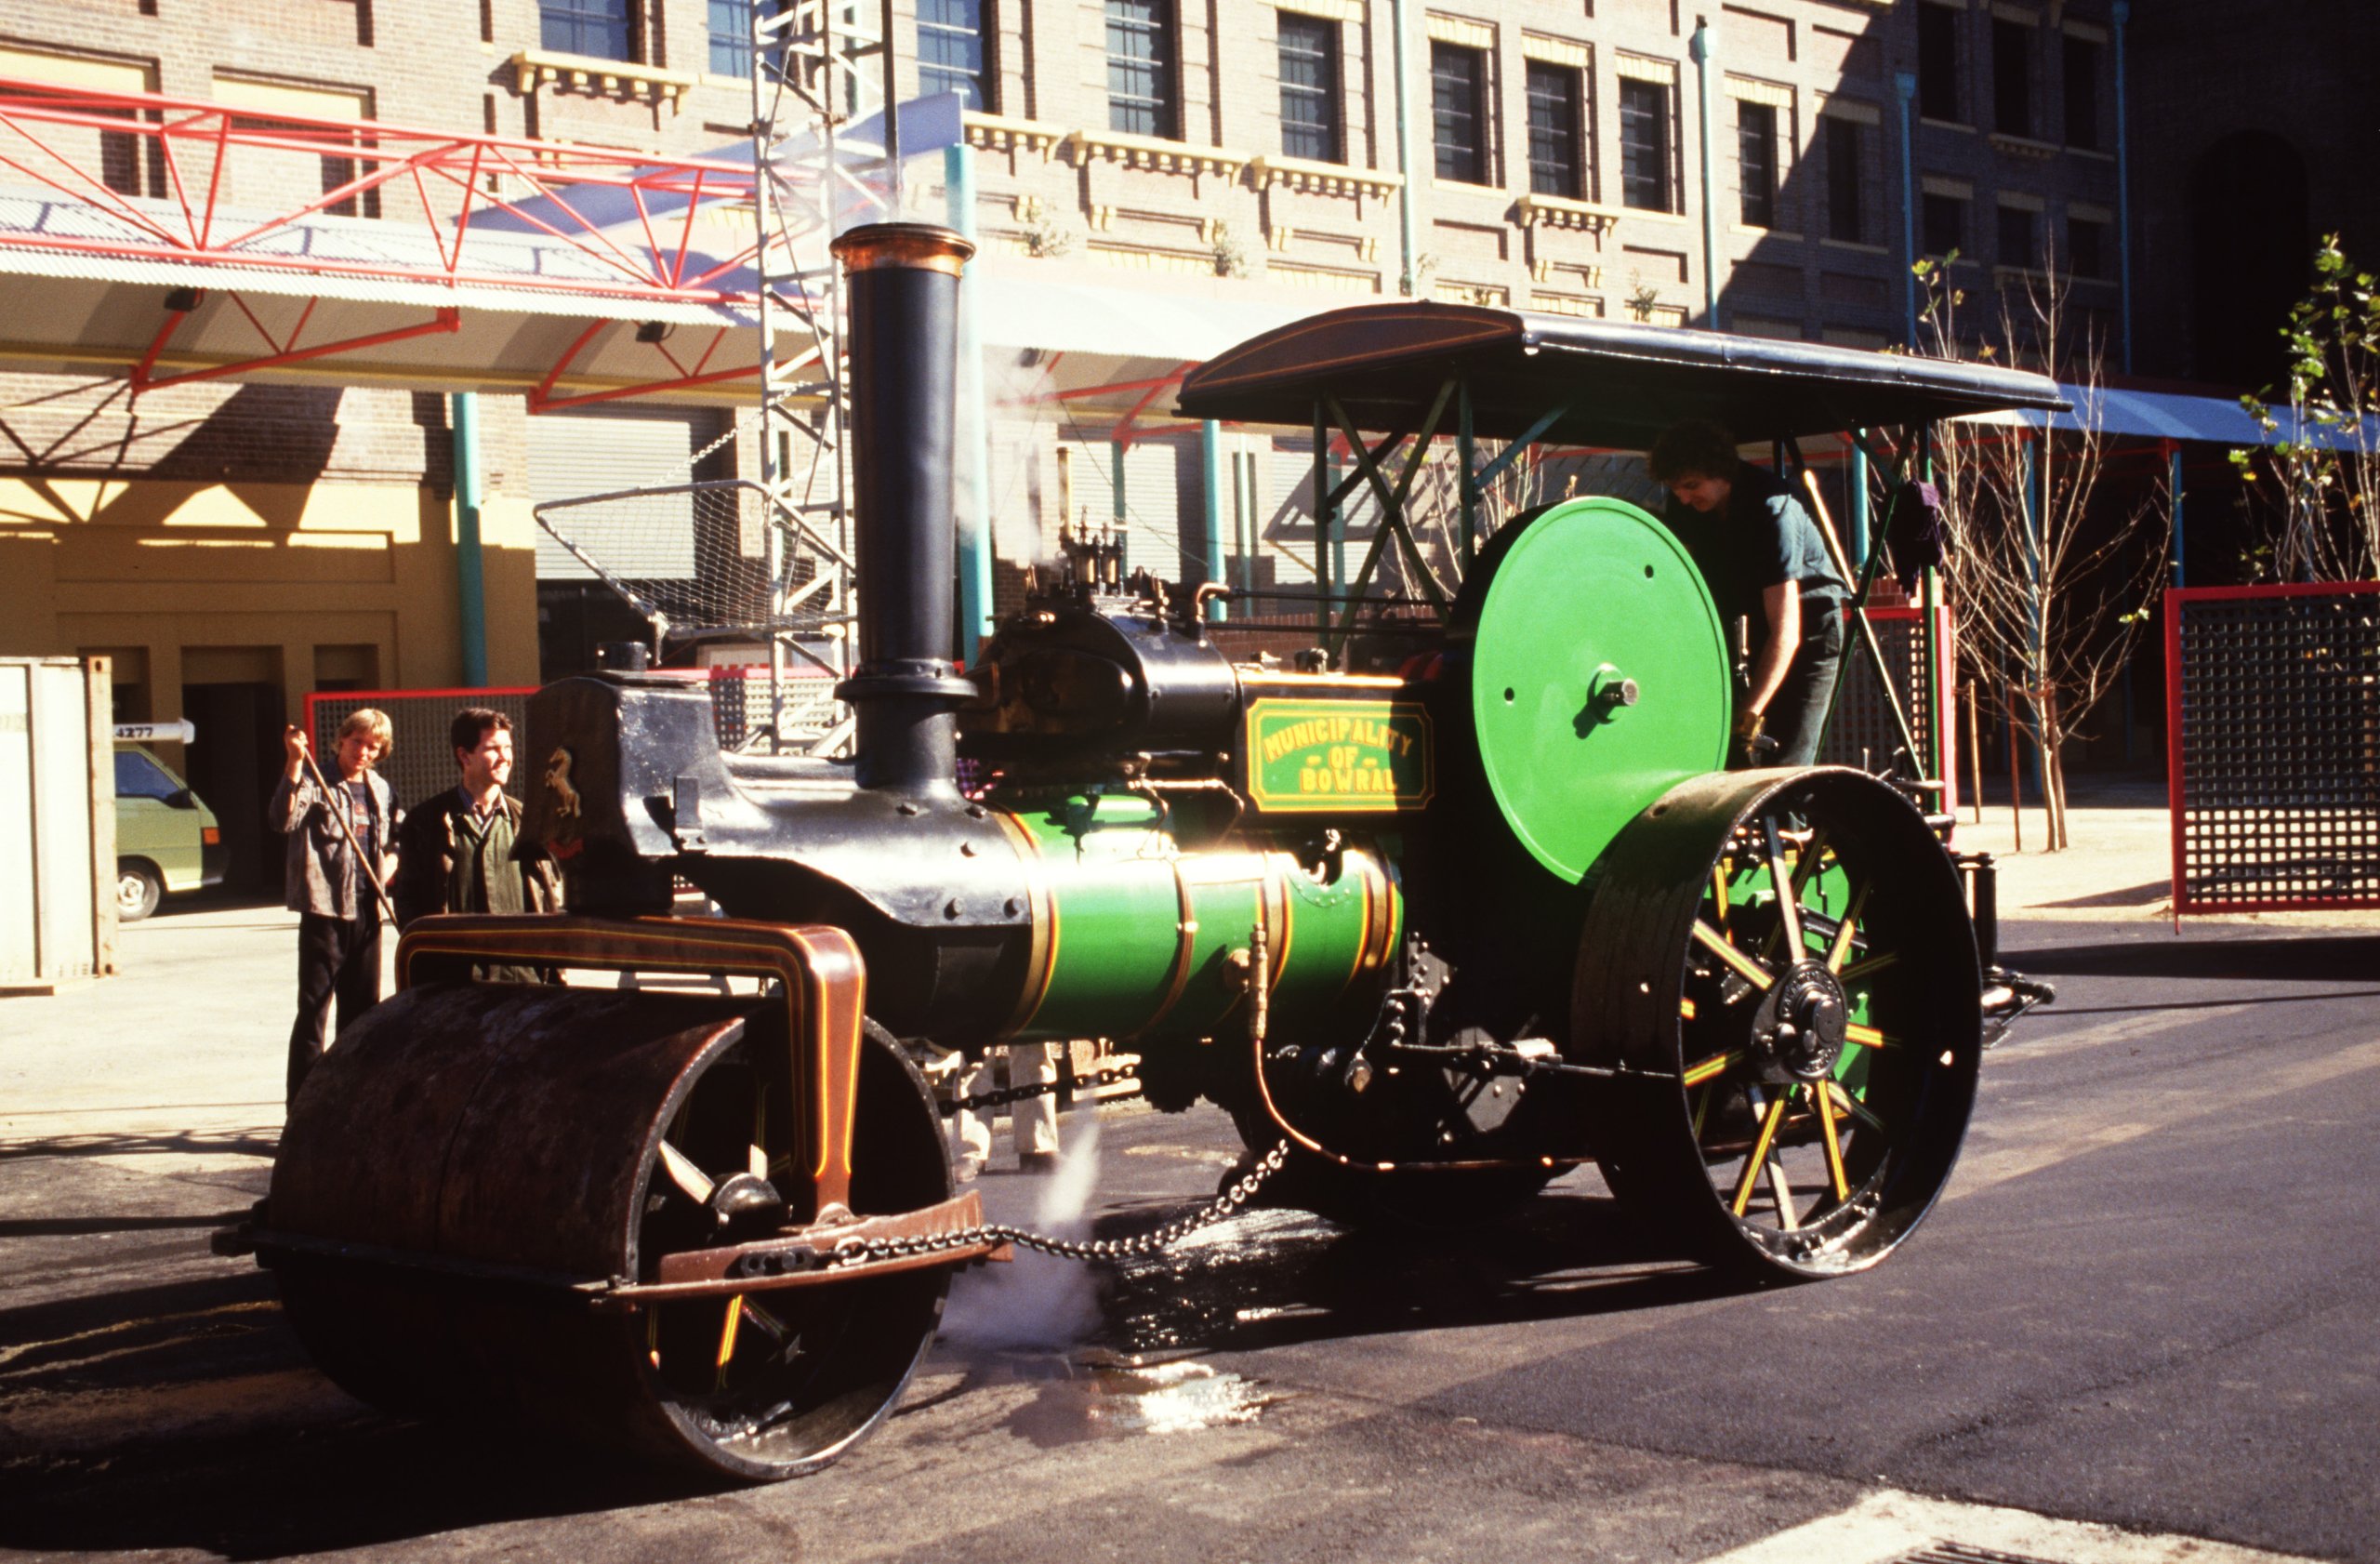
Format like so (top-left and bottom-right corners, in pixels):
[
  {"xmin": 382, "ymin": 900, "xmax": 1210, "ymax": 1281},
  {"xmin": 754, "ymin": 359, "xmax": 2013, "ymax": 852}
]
[{"xmin": 240, "ymin": 222, "xmax": 2069, "ymax": 1480}]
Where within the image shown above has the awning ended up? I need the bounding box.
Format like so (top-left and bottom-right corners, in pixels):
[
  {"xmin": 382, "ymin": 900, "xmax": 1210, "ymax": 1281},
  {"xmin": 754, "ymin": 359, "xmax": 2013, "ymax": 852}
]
[
  {"xmin": 0, "ymin": 78, "xmax": 803, "ymax": 409},
  {"xmin": 1959, "ymin": 381, "xmax": 2378, "ymax": 451},
  {"xmin": 0, "ymin": 184, "xmax": 767, "ymax": 404}
]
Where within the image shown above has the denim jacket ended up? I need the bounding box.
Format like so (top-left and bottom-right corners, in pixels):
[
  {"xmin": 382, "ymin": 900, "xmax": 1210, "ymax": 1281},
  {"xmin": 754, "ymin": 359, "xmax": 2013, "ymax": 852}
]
[{"xmin": 268, "ymin": 771, "xmax": 399, "ymax": 921}]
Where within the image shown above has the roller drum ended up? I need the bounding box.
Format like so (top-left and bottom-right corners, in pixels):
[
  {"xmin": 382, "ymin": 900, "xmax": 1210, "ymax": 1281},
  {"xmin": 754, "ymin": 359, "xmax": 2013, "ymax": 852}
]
[{"xmin": 270, "ymin": 984, "xmax": 951, "ymax": 1480}]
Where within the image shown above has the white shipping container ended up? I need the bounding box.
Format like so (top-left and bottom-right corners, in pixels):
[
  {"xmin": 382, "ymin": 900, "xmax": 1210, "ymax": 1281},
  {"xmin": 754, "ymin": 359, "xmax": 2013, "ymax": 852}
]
[{"xmin": 0, "ymin": 656, "xmax": 114, "ymax": 992}]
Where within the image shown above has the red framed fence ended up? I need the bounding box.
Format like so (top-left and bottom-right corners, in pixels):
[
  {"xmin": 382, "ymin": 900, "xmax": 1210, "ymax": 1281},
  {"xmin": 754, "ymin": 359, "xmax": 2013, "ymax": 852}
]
[{"xmin": 2165, "ymin": 582, "xmax": 2380, "ymax": 915}]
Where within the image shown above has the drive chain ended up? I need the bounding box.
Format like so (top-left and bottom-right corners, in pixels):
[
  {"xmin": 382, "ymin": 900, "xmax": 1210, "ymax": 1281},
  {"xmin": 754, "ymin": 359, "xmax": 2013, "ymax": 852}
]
[
  {"xmin": 936, "ymin": 1060, "xmax": 1144, "ymax": 1119},
  {"xmin": 828, "ymin": 1140, "xmax": 1292, "ymax": 1266}
]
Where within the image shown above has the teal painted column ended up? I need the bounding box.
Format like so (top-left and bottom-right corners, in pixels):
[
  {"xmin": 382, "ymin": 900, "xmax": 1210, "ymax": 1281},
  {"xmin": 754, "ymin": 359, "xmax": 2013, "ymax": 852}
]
[
  {"xmin": 1389, "ymin": 0, "xmax": 1421, "ymax": 294},
  {"xmin": 1848, "ymin": 431, "xmax": 1871, "ymax": 568},
  {"xmin": 449, "ymin": 391, "xmax": 489, "ymax": 687},
  {"xmin": 1894, "ymin": 71, "xmax": 1919, "ymax": 347},
  {"xmin": 1238, "ymin": 450, "xmax": 1260, "ymax": 594},
  {"xmin": 946, "ymin": 142, "xmax": 996, "ymax": 660},
  {"xmin": 2016, "ymin": 431, "xmax": 2046, "ymax": 794},
  {"xmin": 2167, "ymin": 439, "xmax": 2186, "ymax": 587},
  {"xmin": 1200, "ymin": 420, "xmax": 1229, "ymax": 621},
  {"xmin": 2112, "ymin": 1, "xmax": 2135, "ymax": 374},
  {"xmin": 1691, "ymin": 17, "xmax": 1720, "ymax": 327},
  {"xmin": 1112, "ymin": 439, "xmax": 1129, "ymax": 572}
]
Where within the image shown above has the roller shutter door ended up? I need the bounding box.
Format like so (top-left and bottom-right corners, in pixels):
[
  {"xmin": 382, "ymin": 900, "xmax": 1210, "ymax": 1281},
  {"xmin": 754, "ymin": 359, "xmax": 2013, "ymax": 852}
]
[{"xmin": 527, "ymin": 407, "xmax": 713, "ymax": 581}]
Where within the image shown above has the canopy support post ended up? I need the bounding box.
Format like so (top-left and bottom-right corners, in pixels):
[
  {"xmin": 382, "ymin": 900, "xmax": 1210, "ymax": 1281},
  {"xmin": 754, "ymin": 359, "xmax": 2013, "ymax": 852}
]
[
  {"xmin": 1457, "ymin": 380, "xmax": 1477, "ymax": 566},
  {"xmin": 1201, "ymin": 420, "xmax": 1229, "ymax": 623},
  {"xmin": 1319, "ymin": 384, "xmax": 1456, "ymax": 658},
  {"xmin": 1816, "ymin": 429, "xmax": 1926, "ymax": 776},
  {"xmin": 1312, "ymin": 401, "xmax": 1331, "ymax": 643}
]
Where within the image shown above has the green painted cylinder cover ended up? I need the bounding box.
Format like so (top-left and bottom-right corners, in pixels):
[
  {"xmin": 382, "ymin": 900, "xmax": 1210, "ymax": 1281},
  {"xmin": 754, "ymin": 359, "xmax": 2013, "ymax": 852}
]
[
  {"xmin": 1469, "ymin": 496, "xmax": 1731, "ymax": 882},
  {"xmin": 993, "ymin": 792, "xmax": 1400, "ymax": 1046}
]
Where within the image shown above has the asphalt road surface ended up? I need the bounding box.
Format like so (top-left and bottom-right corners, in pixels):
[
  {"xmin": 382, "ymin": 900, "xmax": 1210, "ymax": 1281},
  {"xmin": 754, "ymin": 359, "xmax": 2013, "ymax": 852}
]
[{"xmin": 3, "ymin": 918, "xmax": 2375, "ymax": 1563}]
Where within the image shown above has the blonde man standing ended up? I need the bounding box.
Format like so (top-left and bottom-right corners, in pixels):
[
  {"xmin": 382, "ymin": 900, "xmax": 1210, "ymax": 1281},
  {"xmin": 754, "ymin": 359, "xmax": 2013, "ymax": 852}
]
[{"xmin": 271, "ymin": 709, "xmax": 400, "ymax": 1105}]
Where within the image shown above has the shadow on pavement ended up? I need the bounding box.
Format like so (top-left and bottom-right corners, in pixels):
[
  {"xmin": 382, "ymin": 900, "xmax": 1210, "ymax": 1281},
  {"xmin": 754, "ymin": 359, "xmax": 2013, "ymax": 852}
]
[
  {"xmin": 0, "ymin": 1420, "xmax": 717, "ymax": 1559},
  {"xmin": 0, "ymin": 1270, "xmax": 721, "ymax": 1558},
  {"xmin": 0, "ymin": 1211, "xmax": 255, "ymax": 1238},
  {"xmin": 0, "ymin": 1186, "xmax": 1743, "ymax": 1554},
  {"xmin": 2034, "ymin": 879, "xmax": 2170, "ymax": 909},
  {"xmin": 0, "ymin": 1125, "xmax": 280, "ymax": 1163},
  {"xmin": 1096, "ymin": 1188, "xmax": 1752, "ymax": 1359},
  {"xmin": 2003, "ymin": 932, "xmax": 2380, "ymax": 984}
]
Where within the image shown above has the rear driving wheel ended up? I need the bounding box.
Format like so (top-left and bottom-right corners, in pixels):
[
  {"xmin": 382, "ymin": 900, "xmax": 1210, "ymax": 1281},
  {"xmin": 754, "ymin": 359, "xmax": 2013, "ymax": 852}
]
[{"xmin": 1573, "ymin": 768, "xmax": 1981, "ymax": 1279}]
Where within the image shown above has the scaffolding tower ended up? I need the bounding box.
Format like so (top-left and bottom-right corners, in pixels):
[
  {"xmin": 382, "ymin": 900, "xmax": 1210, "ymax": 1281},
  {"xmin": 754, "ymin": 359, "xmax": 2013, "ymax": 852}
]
[{"xmin": 533, "ymin": 0, "xmax": 903, "ymax": 754}]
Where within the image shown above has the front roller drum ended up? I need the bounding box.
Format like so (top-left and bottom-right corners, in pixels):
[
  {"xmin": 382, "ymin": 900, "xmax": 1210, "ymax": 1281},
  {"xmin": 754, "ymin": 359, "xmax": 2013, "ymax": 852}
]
[
  {"xmin": 266, "ymin": 984, "xmax": 952, "ymax": 1480},
  {"xmin": 1572, "ymin": 767, "xmax": 1982, "ymax": 1279}
]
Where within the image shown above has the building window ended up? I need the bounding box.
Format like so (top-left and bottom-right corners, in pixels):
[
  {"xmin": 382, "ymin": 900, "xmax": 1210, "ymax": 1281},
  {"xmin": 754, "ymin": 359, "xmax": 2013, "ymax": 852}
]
[
  {"xmin": 2069, "ymin": 215, "xmax": 2108, "ymax": 279},
  {"xmin": 1619, "ymin": 77, "xmax": 1673, "ymax": 212},
  {"xmin": 919, "ymin": 0, "xmax": 991, "ymax": 108},
  {"xmin": 2062, "ymin": 34, "xmax": 2101, "ymax": 150},
  {"xmin": 318, "ymin": 139, "xmax": 383, "ymax": 219},
  {"xmin": 1917, "ymin": 4, "xmax": 1960, "ymax": 121},
  {"xmin": 1737, "ymin": 99, "xmax": 1777, "ymax": 227},
  {"xmin": 1432, "ymin": 43, "xmax": 1488, "ymax": 184},
  {"xmin": 98, "ymin": 112, "xmax": 166, "ymax": 200},
  {"xmin": 711, "ymin": 0, "xmax": 793, "ymax": 79},
  {"xmin": 1278, "ymin": 14, "xmax": 1341, "ymax": 164},
  {"xmin": 1526, "ymin": 61, "xmax": 1584, "ymax": 198},
  {"xmin": 1106, "ymin": 0, "xmax": 1176, "ymax": 138},
  {"xmin": 1921, "ymin": 192, "xmax": 1964, "ymax": 258},
  {"xmin": 1997, "ymin": 203, "xmax": 2037, "ymax": 269},
  {"xmin": 1991, "ymin": 19, "xmax": 2031, "ymax": 136},
  {"xmin": 1823, "ymin": 116, "xmax": 1863, "ymax": 243},
  {"xmin": 542, "ymin": 0, "xmax": 634, "ymax": 60}
]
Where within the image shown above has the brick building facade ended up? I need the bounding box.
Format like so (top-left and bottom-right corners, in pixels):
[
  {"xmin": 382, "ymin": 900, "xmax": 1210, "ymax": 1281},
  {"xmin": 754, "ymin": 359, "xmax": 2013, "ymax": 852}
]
[
  {"xmin": 939, "ymin": 0, "xmax": 2122, "ymax": 349},
  {"xmin": 2, "ymin": 0, "xmax": 2134, "ymax": 860}
]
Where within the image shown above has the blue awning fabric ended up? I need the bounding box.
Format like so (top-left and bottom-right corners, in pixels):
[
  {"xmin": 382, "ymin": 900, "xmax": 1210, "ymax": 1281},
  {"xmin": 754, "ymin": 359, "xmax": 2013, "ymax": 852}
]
[{"xmin": 1963, "ymin": 382, "xmax": 2377, "ymax": 452}]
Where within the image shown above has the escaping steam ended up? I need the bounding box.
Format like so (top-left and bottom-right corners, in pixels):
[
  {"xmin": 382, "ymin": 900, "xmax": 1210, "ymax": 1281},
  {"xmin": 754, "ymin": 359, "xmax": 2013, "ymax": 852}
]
[{"xmin": 938, "ymin": 1116, "xmax": 1104, "ymax": 1351}]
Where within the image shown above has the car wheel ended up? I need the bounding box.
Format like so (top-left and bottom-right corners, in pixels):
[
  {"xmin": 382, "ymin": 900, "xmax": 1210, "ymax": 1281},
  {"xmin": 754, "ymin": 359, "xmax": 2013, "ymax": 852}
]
[{"xmin": 117, "ymin": 861, "xmax": 163, "ymax": 921}]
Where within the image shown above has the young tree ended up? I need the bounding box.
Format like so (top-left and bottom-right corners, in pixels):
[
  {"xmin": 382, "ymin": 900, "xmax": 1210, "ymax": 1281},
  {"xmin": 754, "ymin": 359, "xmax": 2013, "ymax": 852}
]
[
  {"xmin": 1915, "ymin": 253, "xmax": 2171, "ymax": 850},
  {"xmin": 2233, "ymin": 234, "xmax": 2380, "ymax": 583}
]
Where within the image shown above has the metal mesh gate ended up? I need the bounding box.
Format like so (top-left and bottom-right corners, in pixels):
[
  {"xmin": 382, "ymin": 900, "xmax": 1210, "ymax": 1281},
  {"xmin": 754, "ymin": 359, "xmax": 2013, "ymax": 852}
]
[{"xmin": 2166, "ymin": 583, "xmax": 2380, "ymax": 913}]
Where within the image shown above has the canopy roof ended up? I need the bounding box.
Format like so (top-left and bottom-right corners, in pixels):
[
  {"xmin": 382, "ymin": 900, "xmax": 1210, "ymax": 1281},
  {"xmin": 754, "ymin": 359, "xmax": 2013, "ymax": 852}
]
[{"xmin": 1176, "ymin": 303, "xmax": 2069, "ymax": 446}]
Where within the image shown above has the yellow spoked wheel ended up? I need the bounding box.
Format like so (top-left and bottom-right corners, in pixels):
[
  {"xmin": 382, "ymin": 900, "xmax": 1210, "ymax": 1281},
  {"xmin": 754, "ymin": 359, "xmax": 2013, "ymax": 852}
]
[{"xmin": 1571, "ymin": 768, "xmax": 1981, "ymax": 1279}]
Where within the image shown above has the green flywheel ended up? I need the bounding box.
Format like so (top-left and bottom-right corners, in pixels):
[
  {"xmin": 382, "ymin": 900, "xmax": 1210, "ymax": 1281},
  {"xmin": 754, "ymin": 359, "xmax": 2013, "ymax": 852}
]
[{"xmin": 1469, "ymin": 496, "xmax": 1733, "ymax": 882}]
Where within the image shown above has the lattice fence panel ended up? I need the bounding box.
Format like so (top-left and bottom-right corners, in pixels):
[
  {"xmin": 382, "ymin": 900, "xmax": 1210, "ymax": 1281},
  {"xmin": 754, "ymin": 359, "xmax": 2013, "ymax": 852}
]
[
  {"xmin": 2169, "ymin": 585, "xmax": 2380, "ymax": 913},
  {"xmin": 1818, "ymin": 612, "xmax": 1927, "ymax": 775}
]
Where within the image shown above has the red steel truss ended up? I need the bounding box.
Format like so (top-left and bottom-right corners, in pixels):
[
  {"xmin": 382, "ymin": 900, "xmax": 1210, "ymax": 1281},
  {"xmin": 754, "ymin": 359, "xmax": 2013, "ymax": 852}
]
[{"xmin": 0, "ymin": 76, "xmax": 796, "ymax": 404}]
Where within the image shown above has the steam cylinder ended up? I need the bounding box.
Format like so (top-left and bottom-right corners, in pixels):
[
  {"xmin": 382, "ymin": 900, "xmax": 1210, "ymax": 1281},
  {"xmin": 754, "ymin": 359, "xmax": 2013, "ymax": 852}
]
[{"xmin": 829, "ymin": 223, "xmax": 981, "ymax": 793}]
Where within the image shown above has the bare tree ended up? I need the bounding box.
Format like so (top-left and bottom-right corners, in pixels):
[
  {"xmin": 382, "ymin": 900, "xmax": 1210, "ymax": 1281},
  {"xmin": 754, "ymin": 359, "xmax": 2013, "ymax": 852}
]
[
  {"xmin": 1915, "ymin": 253, "xmax": 2171, "ymax": 850},
  {"xmin": 2233, "ymin": 234, "xmax": 2380, "ymax": 583}
]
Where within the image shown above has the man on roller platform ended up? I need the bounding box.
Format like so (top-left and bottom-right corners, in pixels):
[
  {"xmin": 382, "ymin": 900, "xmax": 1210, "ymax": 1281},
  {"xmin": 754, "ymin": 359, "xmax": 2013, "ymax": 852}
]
[
  {"xmin": 1648, "ymin": 418, "xmax": 1850, "ymax": 768},
  {"xmin": 393, "ymin": 708, "xmax": 563, "ymax": 978}
]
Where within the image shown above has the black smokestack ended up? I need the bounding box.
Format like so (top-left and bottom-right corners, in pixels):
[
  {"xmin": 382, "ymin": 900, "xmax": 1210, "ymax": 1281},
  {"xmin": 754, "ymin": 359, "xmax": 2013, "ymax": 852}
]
[{"xmin": 827, "ymin": 222, "xmax": 978, "ymax": 793}]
